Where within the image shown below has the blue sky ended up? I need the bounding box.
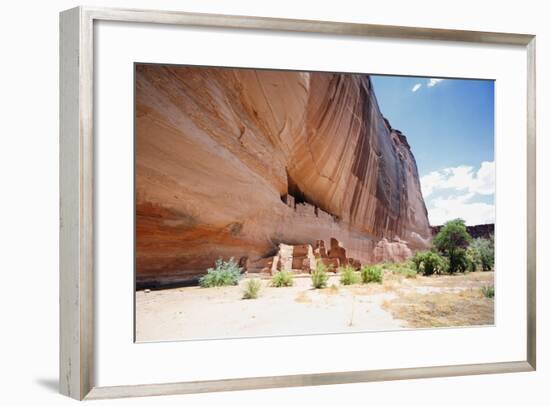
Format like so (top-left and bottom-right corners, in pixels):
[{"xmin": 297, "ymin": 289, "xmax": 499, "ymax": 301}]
[{"xmin": 370, "ymin": 75, "xmax": 495, "ymax": 226}]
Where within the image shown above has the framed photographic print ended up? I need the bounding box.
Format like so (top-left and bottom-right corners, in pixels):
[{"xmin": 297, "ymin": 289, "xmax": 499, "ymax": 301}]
[{"xmin": 60, "ymin": 6, "xmax": 536, "ymax": 400}]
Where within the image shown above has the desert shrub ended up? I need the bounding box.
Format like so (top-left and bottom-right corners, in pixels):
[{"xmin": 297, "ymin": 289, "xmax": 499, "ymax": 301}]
[
  {"xmin": 360, "ymin": 265, "xmax": 383, "ymax": 284},
  {"xmin": 411, "ymin": 251, "xmax": 447, "ymax": 276},
  {"xmin": 311, "ymin": 262, "xmax": 329, "ymax": 289},
  {"xmin": 466, "ymin": 246, "xmax": 481, "ymax": 272},
  {"xmin": 271, "ymin": 271, "xmax": 294, "ymax": 287},
  {"xmin": 433, "ymin": 219, "xmax": 473, "ymax": 273},
  {"xmin": 199, "ymin": 257, "xmax": 242, "ymax": 287},
  {"xmin": 397, "ymin": 267, "xmax": 418, "ymax": 278},
  {"xmin": 481, "ymin": 285, "xmax": 495, "ymax": 299},
  {"xmin": 242, "ymin": 279, "xmax": 261, "ymax": 299},
  {"xmin": 451, "ymin": 249, "xmax": 472, "ymax": 273},
  {"xmin": 470, "ymin": 237, "xmax": 495, "ymax": 271},
  {"xmin": 339, "ymin": 265, "xmax": 360, "ymax": 285},
  {"xmin": 380, "ymin": 261, "xmax": 394, "ymax": 271},
  {"xmin": 382, "ymin": 261, "xmax": 417, "ymax": 278}
]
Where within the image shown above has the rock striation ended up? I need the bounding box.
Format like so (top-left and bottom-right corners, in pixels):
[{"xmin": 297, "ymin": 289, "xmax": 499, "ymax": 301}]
[{"xmin": 135, "ymin": 65, "xmax": 432, "ymax": 286}]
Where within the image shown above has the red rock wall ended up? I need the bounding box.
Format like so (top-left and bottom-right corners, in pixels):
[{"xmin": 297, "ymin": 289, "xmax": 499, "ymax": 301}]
[{"xmin": 135, "ymin": 65, "xmax": 432, "ymax": 285}]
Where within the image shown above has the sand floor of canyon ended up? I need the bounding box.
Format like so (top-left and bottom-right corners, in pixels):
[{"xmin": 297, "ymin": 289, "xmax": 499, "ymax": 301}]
[{"xmin": 135, "ymin": 271, "xmax": 494, "ymax": 342}]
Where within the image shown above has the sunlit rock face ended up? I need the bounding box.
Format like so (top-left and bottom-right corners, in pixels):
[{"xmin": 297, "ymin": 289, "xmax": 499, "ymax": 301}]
[
  {"xmin": 373, "ymin": 238, "xmax": 413, "ymax": 264},
  {"xmin": 135, "ymin": 65, "xmax": 432, "ymax": 286}
]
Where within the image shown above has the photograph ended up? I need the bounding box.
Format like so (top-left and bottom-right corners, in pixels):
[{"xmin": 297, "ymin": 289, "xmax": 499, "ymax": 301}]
[{"xmin": 134, "ymin": 64, "xmax": 495, "ymax": 342}]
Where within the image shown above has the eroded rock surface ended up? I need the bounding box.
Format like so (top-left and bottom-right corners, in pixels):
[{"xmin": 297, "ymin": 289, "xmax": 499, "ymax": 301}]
[
  {"xmin": 373, "ymin": 238, "xmax": 413, "ymax": 264},
  {"xmin": 136, "ymin": 65, "xmax": 431, "ymax": 286}
]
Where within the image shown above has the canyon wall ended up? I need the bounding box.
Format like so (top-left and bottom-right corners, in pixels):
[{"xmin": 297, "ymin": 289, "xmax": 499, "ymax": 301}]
[
  {"xmin": 135, "ymin": 65, "xmax": 432, "ymax": 286},
  {"xmin": 431, "ymin": 224, "xmax": 495, "ymax": 240}
]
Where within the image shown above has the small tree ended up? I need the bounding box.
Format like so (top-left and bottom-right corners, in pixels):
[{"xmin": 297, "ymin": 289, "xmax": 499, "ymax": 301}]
[
  {"xmin": 451, "ymin": 248, "xmax": 472, "ymax": 273},
  {"xmin": 433, "ymin": 219, "xmax": 472, "ymax": 273},
  {"xmin": 465, "ymin": 246, "xmax": 480, "ymax": 272},
  {"xmin": 411, "ymin": 251, "xmax": 447, "ymax": 276},
  {"xmin": 470, "ymin": 237, "xmax": 495, "ymax": 271}
]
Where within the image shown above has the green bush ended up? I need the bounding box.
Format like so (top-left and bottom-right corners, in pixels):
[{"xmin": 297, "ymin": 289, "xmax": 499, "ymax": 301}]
[
  {"xmin": 397, "ymin": 267, "xmax": 418, "ymax": 279},
  {"xmin": 199, "ymin": 257, "xmax": 242, "ymax": 287},
  {"xmin": 433, "ymin": 219, "xmax": 473, "ymax": 273},
  {"xmin": 311, "ymin": 262, "xmax": 329, "ymax": 289},
  {"xmin": 470, "ymin": 237, "xmax": 495, "ymax": 271},
  {"xmin": 411, "ymin": 251, "xmax": 447, "ymax": 276},
  {"xmin": 465, "ymin": 246, "xmax": 480, "ymax": 272},
  {"xmin": 360, "ymin": 265, "xmax": 383, "ymax": 284},
  {"xmin": 382, "ymin": 261, "xmax": 417, "ymax": 278},
  {"xmin": 339, "ymin": 265, "xmax": 360, "ymax": 285},
  {"xmin": 451, "ymin": 248, "xmax": 472, "ymax": 273},
  {"xmin": 242, "ymin": 279, "xmax": 261, "ymax": 299},
  {"xmin": 481, "ymin": 285, "xmax": 495, "ymax": 299},
  {"xmin": 271, "ymin": 271, "xmax": 294, "ymax": 287}
]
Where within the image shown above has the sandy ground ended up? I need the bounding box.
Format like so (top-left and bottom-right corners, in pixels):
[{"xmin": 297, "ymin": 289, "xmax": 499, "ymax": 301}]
[{"xmin": 135, "ymin": 271, "xmax": 494, "ymax": 342}]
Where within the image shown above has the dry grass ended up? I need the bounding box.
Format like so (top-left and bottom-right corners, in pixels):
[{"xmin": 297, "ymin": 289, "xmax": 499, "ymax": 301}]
[
  {"xmin": 294, "ymin": 291, "xmax": 312, "ymax": 304},
  {"xmin": 346, "ymin": 270, "xmax": 407, "ymax": 295},
  {"xmin": 319, "ymin": 284, "xmax": 340, "ymax": 296},
  {"xmin": 382, "ymin": 288, "xmax": 494, "ymax": 328},
  {"xmin": 412, "ymin": 272, "xmax": 494, "ymax": 289}
]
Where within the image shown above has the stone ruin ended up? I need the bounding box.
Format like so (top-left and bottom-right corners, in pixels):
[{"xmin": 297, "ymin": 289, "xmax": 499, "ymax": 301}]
[{"xmin": 265, "ymin": 237, "xmax": 362, "ymax": 274}]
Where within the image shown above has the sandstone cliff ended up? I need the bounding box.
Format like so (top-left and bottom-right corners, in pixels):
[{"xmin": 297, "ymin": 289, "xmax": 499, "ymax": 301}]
[{"xmin": 136, "ymin": 65, "xmax": 432, "ymax": 286}]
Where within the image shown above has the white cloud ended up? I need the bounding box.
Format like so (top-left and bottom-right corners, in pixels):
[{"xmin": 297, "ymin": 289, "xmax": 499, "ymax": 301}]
[
  {"xmin": 420, "ymin": 161, "xmax": 495, "ymax": 198},
  {"xmin": 427, "ymin": 78, "xmax": 445, "ymax": 87},
  {"xmin": 427, "ymin": 194, "xmax": 495, "ymax": 226},
  {"xmin": 474, "ymin": 161, "xmax": 496, "ymax": 194},
  {"xmin": 412, "ymin": 78, "xmax": 444, "ymax": 93},
  {"xmin": 419, "ymin": 170, "xmax": 443, "ymax": 197},
  {"xmin": 420, "ymin": 161, "xmax": 495, "ymax": 226}
]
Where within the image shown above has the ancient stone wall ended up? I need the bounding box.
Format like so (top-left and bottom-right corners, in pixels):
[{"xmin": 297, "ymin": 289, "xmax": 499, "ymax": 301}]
[{"xmin": 267, "ymin": 238, "xmax": 361, "ymax": 275}]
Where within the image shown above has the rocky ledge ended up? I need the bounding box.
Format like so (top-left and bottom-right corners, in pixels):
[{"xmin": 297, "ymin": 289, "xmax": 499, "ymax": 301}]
[{"xmin": 430, "ymin": 224, "xmax": 495, "ymax": 240}]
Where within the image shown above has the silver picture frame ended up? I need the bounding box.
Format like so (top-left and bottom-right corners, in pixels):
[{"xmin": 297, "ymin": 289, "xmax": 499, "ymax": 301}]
[{"xmin": 59, "ymin": 6, "xmax": 537, "ymax": 400}]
